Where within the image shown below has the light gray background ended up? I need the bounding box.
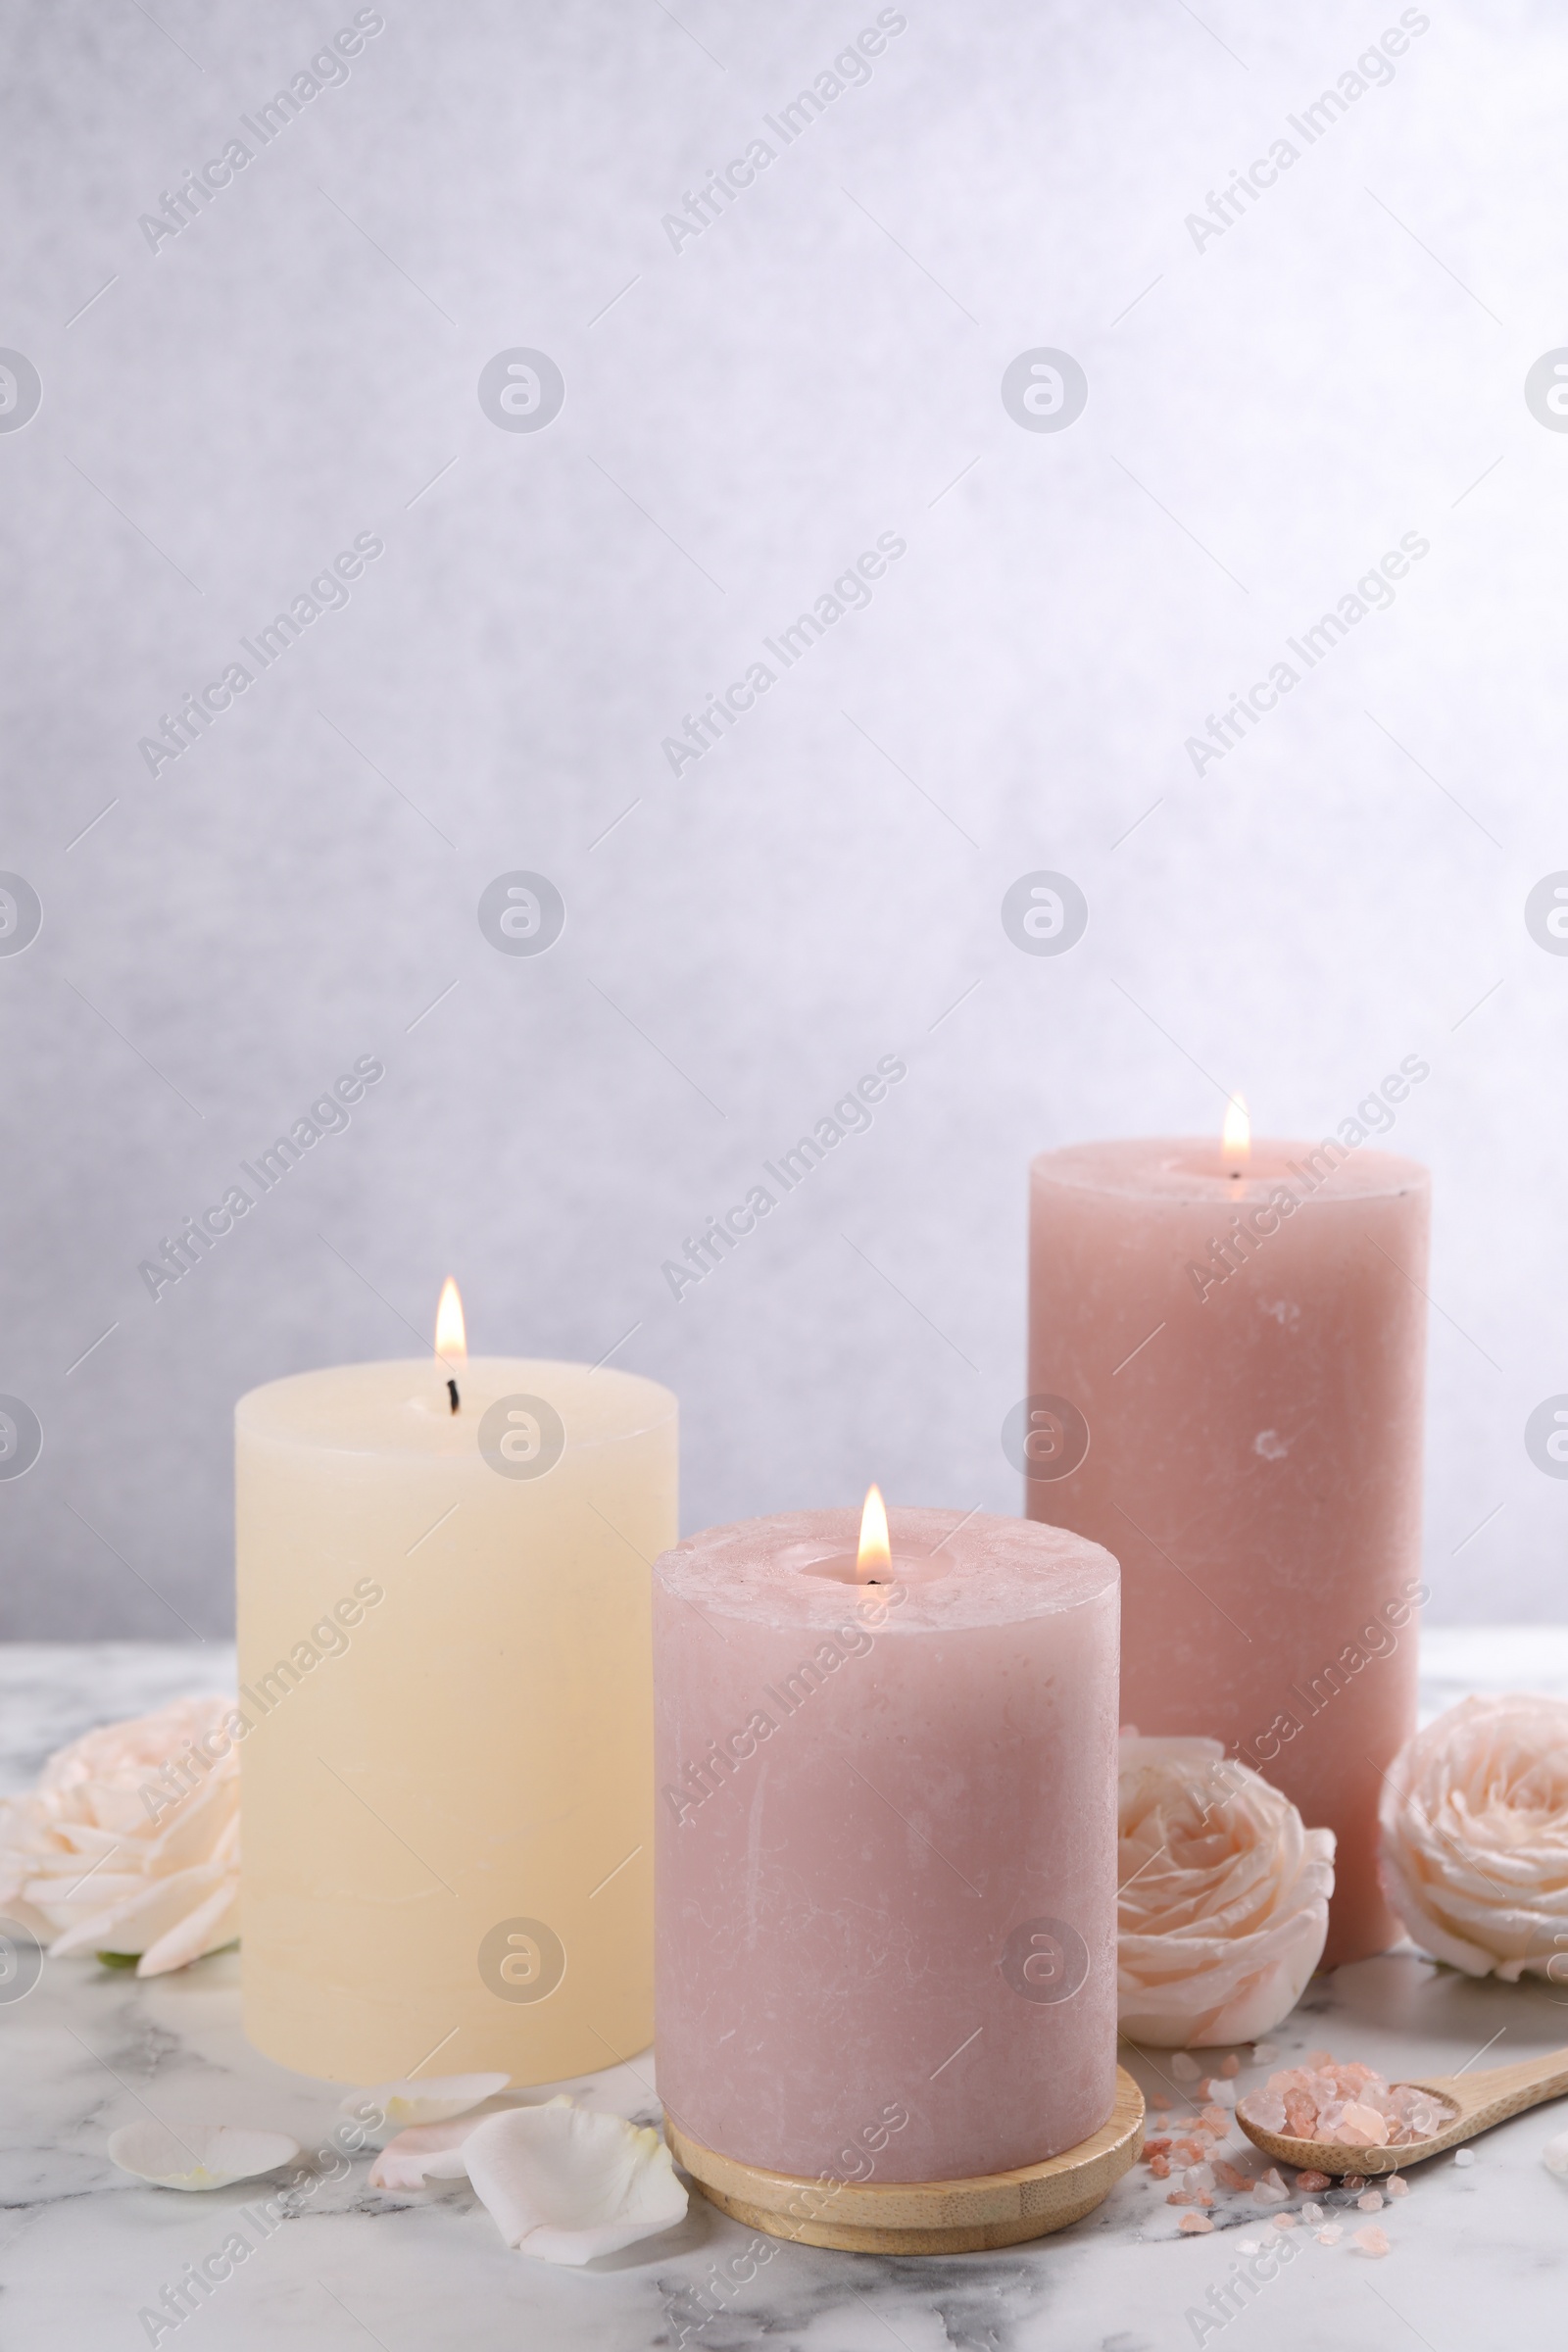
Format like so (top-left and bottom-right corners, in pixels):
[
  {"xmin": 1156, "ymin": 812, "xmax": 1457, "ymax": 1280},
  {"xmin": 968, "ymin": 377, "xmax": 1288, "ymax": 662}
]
[{"xmin": 2, "ymin": 0, "xmax": 1564, "ymax": 1637}]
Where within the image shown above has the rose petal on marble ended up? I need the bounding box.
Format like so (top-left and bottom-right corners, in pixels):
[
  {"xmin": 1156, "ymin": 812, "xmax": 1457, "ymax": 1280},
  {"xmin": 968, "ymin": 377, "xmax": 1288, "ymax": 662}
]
[
  {"xmin": 108, "ymin": 2122, "xmax": 299, "ymax": 2191},
  {"xmin": 342, "ymin": 2073, "xmax": 511, "ymax": 2134},
  {"xmin": 368, "ymin": 2116, "xmax": 490, "ymax": 2189},
  {"xmin": 460, "ymin": 2098, "xmax": 688, "ymax": 2264}
]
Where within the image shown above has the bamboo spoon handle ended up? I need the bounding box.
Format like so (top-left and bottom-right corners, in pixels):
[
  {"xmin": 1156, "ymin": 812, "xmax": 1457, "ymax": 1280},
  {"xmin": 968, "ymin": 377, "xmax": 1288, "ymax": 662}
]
[{"xmin": 1411, "ymin": 2046, "xmax": 1568, "ymax": 2129}]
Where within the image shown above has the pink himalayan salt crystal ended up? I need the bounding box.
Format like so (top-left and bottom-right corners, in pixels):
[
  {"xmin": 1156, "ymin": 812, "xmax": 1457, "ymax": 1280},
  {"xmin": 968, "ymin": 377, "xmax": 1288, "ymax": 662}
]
[
  {"xmin": 1343, "ymin": 2175, "xmax": 1368, "ymax": 2193},
  {"xmin": 1237, "ymin": 2053, "xmax": 1455, "ymax": 2150},
  {"xmin": 1219, "ymin": 2054, "xmax": 1241, "ymax": 2078},
  {"xmin": 1300, "ymin": 2201, "xmax": 1324, "ymax": 2224},
  {"xmin": 1387, "ymin": 2177, "xmax": 1409, "ymax": 2198},
  {"xmin": 1272, "ymin": 2213, "xmax": 1297, "ymax": 2230},
  {"xmin": 1178, "ymin": 2212, "xmax": 1214, "ymax": 2233},
  {"xmin": 1252, "ymin": 2168, "xmax": 1290, "ymax": 2205},
  {"xmin": 1351, "ymin": 2225, "xmax": 1391, "ymax": 2256},
  {"xmin": 1358, "ymin": 2190, "xmax": 1385, "ymax": 2212},
  {"xmin": 1316, "ymin": 2223, "xmax": 1344, "ymax": 2245},
  {"xmin": 1171, "ymin": 2053, "xmax": 1200, "ymax": 2082},
  {"xmin": 1295, "ymin": 2170, "xmax": 1331, "ymax": 2192},
  {"xmin": 1151, "ymin": 2091, "xmax": 1172, "ymax": 2110}
]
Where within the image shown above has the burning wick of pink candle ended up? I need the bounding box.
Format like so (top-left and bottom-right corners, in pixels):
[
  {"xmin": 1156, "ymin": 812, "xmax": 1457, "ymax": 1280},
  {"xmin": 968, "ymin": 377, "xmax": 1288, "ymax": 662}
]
[
  {"xmin": 435, "ymin": 1275, "xmax": 466, "ymax": 1414},
  {"xmin": 1222, "ymin": 1092, "xmax": 1250, "ymax": 1182},
  {"xmin": 856, "ymin": 1483, "xmax": 891, "ymax": 1583}
]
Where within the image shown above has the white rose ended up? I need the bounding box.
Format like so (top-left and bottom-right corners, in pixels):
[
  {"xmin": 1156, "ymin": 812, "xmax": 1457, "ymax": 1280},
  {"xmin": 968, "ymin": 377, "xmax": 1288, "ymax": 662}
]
[
  {"xmin": 1379, "ymin": 1693, "xmax": 1568, "ymax": 1980},
  {"xmin": 1118, "ymin": 1735, "xmax": 1335, "ymax": 2047},
  {"xmin": 0, "ymin": 1694, "xmax": 239, "ymax": 1977}
]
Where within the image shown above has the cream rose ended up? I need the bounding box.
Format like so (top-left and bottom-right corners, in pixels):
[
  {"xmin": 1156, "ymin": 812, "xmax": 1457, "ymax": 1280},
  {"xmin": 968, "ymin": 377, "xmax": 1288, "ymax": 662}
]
[
  {"xmin": 1118, "ymin": 1735, "xmax": 1335, "ymax": 2047},
  {"xmin": 1379, "ymin": 1693, "xmax": 1568, "ymax": 1980},
  {"xmin": 0, "ymin": 1693, "xmax": 239, "ymax": 1976}
]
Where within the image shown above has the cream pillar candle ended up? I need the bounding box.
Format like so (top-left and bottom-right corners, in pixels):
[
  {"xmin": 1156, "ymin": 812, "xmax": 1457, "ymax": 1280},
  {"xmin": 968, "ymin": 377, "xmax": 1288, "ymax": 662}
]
[
  {"xmin": 654, "ymin": 1503, "xmax": 1120, "ymax": 2182},
  {"xmin": 235, "ymin": 1316, "xmax": 676, "ymax": 2083},
  {"xmin": 1027, "ymin": 1124, "xmax": 1429, "ymax": 1968}
]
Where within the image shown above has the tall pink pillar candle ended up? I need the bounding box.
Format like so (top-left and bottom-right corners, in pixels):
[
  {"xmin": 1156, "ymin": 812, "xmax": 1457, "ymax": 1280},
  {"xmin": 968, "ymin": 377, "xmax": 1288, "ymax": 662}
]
[
  {"xmin": 1027, "ymin": 1135, "xmax": 1430, "ymax": 1968},
  {"xmin": 654, "ymin": 1505, "xmax": 1119, "ymax": 2182}
]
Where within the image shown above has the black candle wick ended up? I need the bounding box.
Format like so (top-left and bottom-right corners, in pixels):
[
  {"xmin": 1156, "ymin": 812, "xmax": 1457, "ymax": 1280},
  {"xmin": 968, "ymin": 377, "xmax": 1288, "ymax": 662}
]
[{"xmin": 447, "ymin": 1377, "xmax": 461, "ymax": 1414}]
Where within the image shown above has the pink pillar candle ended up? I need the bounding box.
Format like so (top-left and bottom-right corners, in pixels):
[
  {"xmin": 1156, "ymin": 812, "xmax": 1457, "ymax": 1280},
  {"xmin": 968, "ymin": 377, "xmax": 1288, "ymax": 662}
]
[
  {"xmin": 1027, "ymin": 1136, "xmax": 1430, "ymax": 1967},
  {"xmin": 654, "ymin": 1505, "xmax": 1120, "ymax": 2182}
]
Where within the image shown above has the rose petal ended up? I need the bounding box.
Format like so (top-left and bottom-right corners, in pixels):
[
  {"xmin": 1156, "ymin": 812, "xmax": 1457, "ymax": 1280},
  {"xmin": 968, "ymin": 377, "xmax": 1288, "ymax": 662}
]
[
  {"xmin": 108, "ymin": 2122, "xmax": 298, "ymax": 2191},
  {"xmin": 342, "ymin": 2073, "xmax": 511, "ymax": 2135},
  {"xmin": 138, "ymin": 1878, "xmax": 240, "ymax": 1976},
  {"xmin": 369, "ymin": 2117, "xmax": 489, "ymax": 2189},
  {"xmin": 460, "ymin": 2099, "xmax": 688, "ymax": 2264},
  {"xmin": 49, "ymin": 1858, "xmax": 232, "ymax": 1960}
]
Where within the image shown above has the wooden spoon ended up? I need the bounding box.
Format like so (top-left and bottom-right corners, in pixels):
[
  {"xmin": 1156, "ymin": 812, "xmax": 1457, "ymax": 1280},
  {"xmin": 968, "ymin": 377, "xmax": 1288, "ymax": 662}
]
[{"xmin": 1237, "ymin": 2047, "xmax": 1568, "ymax": 2177}]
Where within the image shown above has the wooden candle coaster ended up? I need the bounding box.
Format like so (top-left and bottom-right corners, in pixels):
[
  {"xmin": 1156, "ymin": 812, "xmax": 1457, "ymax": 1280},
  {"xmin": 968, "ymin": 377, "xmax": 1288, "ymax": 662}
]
[{"xmin": 665, "ymin": 2068, "xmax": 1144, "ymax": 2255}]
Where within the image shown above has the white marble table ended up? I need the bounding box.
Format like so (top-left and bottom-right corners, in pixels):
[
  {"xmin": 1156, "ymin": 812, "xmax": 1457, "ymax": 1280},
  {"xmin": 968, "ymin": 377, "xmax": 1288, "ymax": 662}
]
[{"xmin": 4, "ymin": 1635, "xmax": 1567, "ymax": 2351}]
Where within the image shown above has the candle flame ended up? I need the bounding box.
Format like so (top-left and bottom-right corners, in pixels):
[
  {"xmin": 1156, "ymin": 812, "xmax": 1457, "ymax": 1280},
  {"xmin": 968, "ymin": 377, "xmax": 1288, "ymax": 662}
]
[
  {"xmin": 435, "ymin": 1277, "xmax": 466, "ymax": 1365},
  {"xmin": 1221, "ymin": 1091, "xmax": 1250, "ymax": 1171},
  {"xmin": 857, "ymin": 1484, "xmax": 891, "ymax": 1583}
]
